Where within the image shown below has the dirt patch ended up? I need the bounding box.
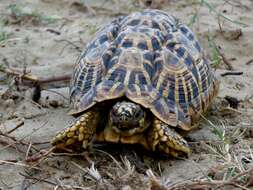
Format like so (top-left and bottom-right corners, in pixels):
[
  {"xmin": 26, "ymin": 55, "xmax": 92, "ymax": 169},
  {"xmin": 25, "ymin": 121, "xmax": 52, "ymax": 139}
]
[{"xmin": 0, "ymin": 0, "xmax": 253, "ymax": 189}]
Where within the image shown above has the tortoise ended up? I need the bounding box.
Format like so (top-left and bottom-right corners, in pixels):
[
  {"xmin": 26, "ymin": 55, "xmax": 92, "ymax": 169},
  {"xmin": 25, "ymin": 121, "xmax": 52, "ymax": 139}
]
[{"xmin": 51, "ymin": 9, "xmax": 219, "ymax": 157}]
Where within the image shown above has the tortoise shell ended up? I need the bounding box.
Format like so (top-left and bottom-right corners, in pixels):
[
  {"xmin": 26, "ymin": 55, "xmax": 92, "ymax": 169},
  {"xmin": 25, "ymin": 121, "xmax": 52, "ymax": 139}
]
[{"xmin": 69, "ymin": 9, "xmax": 219, "ymax": 131}]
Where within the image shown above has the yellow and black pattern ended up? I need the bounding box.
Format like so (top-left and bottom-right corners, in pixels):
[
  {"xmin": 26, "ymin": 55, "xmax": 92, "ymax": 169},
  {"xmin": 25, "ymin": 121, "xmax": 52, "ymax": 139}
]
[
  {"xmin": 148, "ymin": 118, "xmax": 190, "ymax": 157},
  {"xmin": 69, "ymin": 9, "xmax": 219, "ymax": 129},
  {"xmin": 52, "ymin": 110, "xmax": 100, "ymax": 150}
]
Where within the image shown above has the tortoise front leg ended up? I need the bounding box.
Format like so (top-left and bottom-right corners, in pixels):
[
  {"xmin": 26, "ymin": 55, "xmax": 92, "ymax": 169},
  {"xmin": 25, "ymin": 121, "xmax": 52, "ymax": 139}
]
[
  {"xmin": 51, "ymin": 110, "xmax": 100, "ymax": 151},
  {"xmin": 147, "ymin": 118, "xmax": 190, "ymax": 157}
]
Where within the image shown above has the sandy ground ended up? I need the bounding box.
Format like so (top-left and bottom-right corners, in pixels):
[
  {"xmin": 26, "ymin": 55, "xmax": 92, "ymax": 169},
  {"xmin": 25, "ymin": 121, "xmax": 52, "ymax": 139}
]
[{"xmin": 0, "ymin": 0, "xmax": 253, "ymax": 189}]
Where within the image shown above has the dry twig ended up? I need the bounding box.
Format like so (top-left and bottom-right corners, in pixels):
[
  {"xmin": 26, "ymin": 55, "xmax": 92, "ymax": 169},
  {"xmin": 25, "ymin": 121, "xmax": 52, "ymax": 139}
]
[
  {"xmin": 245, "ymin": 59, "xmax": 253, "ymax": 65},
  {"xmin": 0, "ymin": 131, "xmax": 40, "ymax": 153},
  {"xmin": 0, "ymin": 121, "xmax": 48, "ymax": 153},
  {"xmin": 25, "ymin": 147, "xmax": 55, "ymax": 162},
  {"xmin": 6, "ymin": 118, "xmax": 25, "ymax": 134},
  {"xmin": 0, "ymin": 66, "xmax": 71, "ymax": 88},
  {"xmin": 55, "ymin": 39, "xmax": 82, "ymax": 55},
  {"xmin": 19, "ymin": 172, "xmax": 91, "ymax": 190},
  {"xmin": 221, "ymin": 71, "xmax": 243, "ymax": 77},
  {"xmin": 169, "ymin": 167, "xmax": 253, "ymax": 190},
  {"xmin": 0, "ymin": 160, "xmax": 41, "ymax": 170},
  {"xmin": 217, "ymin": 47, "xmax": 234, "ymax": 70}
]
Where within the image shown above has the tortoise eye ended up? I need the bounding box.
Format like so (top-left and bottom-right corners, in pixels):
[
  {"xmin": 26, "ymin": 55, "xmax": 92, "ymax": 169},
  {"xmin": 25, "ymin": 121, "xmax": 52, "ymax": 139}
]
[
  {"xmin": 111, "ymin": 109, "xmax": 118, "ymax": 116},
  {"xmin": 135, "ymin": 110, "xmax": 143, "ymax": 118},
  {"xmin": 135, "ymin": 112, "xmax": 140, "ymax": 118}
]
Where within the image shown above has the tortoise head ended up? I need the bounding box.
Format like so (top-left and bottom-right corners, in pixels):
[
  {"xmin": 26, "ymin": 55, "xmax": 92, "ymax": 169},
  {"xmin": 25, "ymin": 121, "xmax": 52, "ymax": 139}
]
[{"xmin": 109, "ymin": 101, "xmax": 150, "ymax": 136}]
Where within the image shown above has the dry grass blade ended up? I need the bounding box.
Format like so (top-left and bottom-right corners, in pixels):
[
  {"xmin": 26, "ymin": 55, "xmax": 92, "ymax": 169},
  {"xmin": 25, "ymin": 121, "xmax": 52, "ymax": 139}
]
[
  {"xmin": 177, "ymin": 114, "xmax": 253, "ymax": 189},
  {"xmin": 6, "ymin": 118, "xmax": 25, "ymax": 134},
  {"xmin": 25, "ymin": 147, "xmax": 55, "ymax": 162},
  {"xmin": 146, "ymin": 169, "xmax": 167, "ymax": 190},
  {"xmin": 71, "ymin": 161, "xmax": 102, "ymax": 182},
  {"xmin": 120, "ymin": 156, "xmax": 135, "ymax": 178},
  {"xmin": 0, "ymin": 65, "xmax": 71, "ymax": 89},
  {"xmin": 216, "ymin": 46, "xmax": 234, "ymax": 70},
  {"xmin": 0, "ymin": 121, "xmax": 48, "ymax": 153},
  {"xmin": 198, "ymin": 0, "xmax": 248, "ymax": 26},
  {"xmin": 86, "ymin": 162, "xmax": 102, "ymax": 182},
  {"xmin": 0, "ymin": 138, "xmax": 25, "ymax": 153},
  {"xmin": 94, "ymin": 149, "xmax": 124, "ymax": 171},
  {"xmin": 168, "ymin": 166, "xmax": 253, "ymax": 189},
  {"xmin": 19, "ymin": 172, "xmax": 91, "ymax": 190},
  {"xmin": 0, "ymin": 159, "xmax": 41, "ymax": 170}
]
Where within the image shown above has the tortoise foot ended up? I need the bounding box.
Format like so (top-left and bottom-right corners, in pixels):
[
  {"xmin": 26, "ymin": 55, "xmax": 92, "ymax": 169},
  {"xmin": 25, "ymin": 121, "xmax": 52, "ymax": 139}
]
[
  {"xmin": 148, "ymin": 119, "xmax": 190, "ymax": 157},
  {"xmin": 51, "ymin": 110, "xmax": 99, "ymax": 150}
]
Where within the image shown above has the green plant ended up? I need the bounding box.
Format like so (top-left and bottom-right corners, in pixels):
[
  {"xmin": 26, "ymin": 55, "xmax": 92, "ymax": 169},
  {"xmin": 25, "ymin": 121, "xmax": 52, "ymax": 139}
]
[
  {"xmin": 0, "ymin": 31, "xmax": 10, "ymax": 43},
  {"xmin": 7, "ymin": 4, "xmax": 56, "ymax": 24},
  {"xmin": 207, "ymin": 32, "xmax": 221, "ymax": 68},
  {"xmin": 188, "ymin": 11, "xmax": 198, "ymax": 27},
  {"xmin": 188, "ymin": 0, "xmax": 248, "ymax": 29},
  {"xmin": 88, "ymin": 24, "xmax": 99, "ymax": 35},
  {"xmin": 199, "ymin": 0, "xmax": 248, "ymax": 26}
]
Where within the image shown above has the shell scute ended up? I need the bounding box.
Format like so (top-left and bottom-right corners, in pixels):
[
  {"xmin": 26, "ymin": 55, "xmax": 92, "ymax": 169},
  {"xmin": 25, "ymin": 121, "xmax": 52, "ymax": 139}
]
[{"xmin": 70, "ymin": 10, "xmax": 219, "ymax": 130}]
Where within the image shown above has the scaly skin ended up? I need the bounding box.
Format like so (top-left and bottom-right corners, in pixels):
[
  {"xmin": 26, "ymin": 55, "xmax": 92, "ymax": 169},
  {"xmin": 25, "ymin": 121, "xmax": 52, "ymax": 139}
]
[
  {"xmin": 148, "ymin": 118, "xmax": 190, "ymax": 157},
  {"xmin": 51, "ymin": 109, "xmax": 100, "ymax": 151},
  {"xmin": 51, "ymin": 103, "xmax": 190, "ymax": 157}
]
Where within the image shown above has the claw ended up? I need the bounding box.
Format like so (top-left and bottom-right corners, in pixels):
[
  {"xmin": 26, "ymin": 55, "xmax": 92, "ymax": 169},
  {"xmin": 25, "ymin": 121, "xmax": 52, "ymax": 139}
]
[
  {"xmin": 149, "ymin": 118, "xmax": 190, "ymax": 157},
  {"xmin": 51, "ymin": 110, "xmax": 100, "ymax": 151}
]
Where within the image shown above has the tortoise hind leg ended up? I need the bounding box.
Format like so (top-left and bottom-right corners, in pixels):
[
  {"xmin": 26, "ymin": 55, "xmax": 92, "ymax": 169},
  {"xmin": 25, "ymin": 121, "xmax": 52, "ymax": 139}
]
[
  {"xmin": 147, "ymin": 118, "xmax": 190, "ymax": 157},
  {"xmin": 51, "ymin": 110, "xmax": 100, "ymax": 151}
]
